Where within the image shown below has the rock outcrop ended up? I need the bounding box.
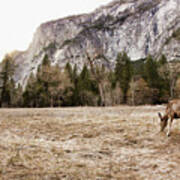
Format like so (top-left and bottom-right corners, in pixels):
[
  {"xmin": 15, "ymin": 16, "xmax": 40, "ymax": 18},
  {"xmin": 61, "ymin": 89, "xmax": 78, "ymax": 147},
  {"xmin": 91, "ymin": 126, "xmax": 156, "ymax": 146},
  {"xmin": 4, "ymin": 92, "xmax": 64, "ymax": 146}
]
[{"xmin": 12, "ymin": 0, "xmax": 180, "ymax": 86}]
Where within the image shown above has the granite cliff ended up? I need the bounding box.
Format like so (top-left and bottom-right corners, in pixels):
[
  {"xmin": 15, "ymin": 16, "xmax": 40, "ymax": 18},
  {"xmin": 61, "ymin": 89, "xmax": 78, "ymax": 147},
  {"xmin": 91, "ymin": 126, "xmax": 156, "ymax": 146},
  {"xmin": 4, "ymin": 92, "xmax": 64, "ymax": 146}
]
[{"xmin": 12, "ymin": 0, "xmax": 180, "ymax": 86}]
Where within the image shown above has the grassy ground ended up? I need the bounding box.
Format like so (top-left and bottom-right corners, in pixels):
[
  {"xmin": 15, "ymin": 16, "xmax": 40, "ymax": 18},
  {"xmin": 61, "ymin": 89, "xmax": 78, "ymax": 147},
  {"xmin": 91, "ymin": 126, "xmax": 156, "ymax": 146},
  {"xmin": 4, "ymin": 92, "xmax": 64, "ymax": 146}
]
[{"xmin": 0, "ymin": 105, "xmax": 180, "ymax": 179}]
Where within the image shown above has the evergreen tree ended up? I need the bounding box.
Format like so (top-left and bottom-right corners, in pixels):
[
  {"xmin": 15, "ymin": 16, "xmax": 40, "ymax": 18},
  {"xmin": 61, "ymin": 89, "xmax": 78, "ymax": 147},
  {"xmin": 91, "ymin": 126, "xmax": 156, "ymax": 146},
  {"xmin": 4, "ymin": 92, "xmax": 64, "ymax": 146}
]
[
  {"xmin": 13, "ymin": 83, "xmax": 23, "ymax": 107},
  {"xmin": 65, "ymin": 62, "xmax": 73, "ymax": 81},
  {"xmin": 70, "ymin": 64, "xmax": 80, "ymax": 106},
  {"xmin": 143, "ymin": 54, "xmax": 171, "ymax": 103},
  {"xmin": 157, "ymin": 55, "xmax": 170, "ymax": 102},
  {"xmin": 42, "ymin": 54, "xmax": 50, "ymax": 66},
  {"xmin": 115, "ymin": 52, "xmax": 133, "ymax": 103},
  {"xmin": 79, "ymin": 65, "xmax": 92, "ymax": 91},
  {"xmin": 158, "ymin": 54, "xmax": 168, "ymax": 66},
  {"xmin": 23, "ymin": 73, "xmax": 37, "ymax": 107},
  {"xmin": 0, "ymin": 55, "xmax": 15, "ymax": 107},
  {"xmin": 108, "ymin": 70, "xmax": 116, "ymax": 89},
  {"xmin": 35, "ymin": 54, "xmax": 52, "ymax": 106},
  {"xmin": 23, "ymin": 56, "xmax": 72, "ymax": 107},
  {"xmin": 78, "ymin": 65, "xmax": 98, "ymax": 105},
  {"xmin": 143, "ymin": 55, "xmax": 160, "ymax": 89},
  {"xmin": 9, "ymin": 78, "xmax": 16, "ymax": 106}
]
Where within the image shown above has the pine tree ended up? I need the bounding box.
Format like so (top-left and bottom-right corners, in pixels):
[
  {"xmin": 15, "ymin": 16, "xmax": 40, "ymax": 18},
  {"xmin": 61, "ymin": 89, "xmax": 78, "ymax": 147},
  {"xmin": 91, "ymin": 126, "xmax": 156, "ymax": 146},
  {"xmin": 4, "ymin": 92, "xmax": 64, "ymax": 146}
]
[
  {"xmin": 77, "ymin": 65, "xmax": 98, "ymax": 106},
  {"xmin": 115, "ymin": 52, "xmax": 133, "ymax": 103},
  {"xmin": 0, "ymin": 55, "xmax": 15, "ymax": 107},
  {"xmin": 13, "ymin": 83, "xmax": 23, "ymax": 107},
  {"xmin": 79, "ymin": 65, "xmax": 92, "ymax": 90},
  {"xmin": 69, "ymin": 64, "xmax": 79, "ymax": 106},
  {"xmin": 157, "ymin": 55, "xmax": 170, "ymax": 102},
  {"xmin": 158, "ymin": 54, "xmax": 168, "ymax": 66},
  {"xmin": 23, "ymin": 73, "xmax": 37, "ymax": 107},
  {"xmin": 143, "ymin": 55, "xmax": 159, "ymax": 89},
  {"xmin": 42, "ymin": 54, "xmax": 50, "ymax": 66},
  {"xmin": 26, "ymin": 56, "xmax": 73, "ymax": 107},
  {"xmin": 65, "ymin": 62, "xmax": 73, "ymax": 81},
  {"xmin": 35, "ymin": 54, "xmax": 52, "ymax": 106},
  {"xmin": 143, "ymin": 54, "xmax": 171, "ymax": 103}
]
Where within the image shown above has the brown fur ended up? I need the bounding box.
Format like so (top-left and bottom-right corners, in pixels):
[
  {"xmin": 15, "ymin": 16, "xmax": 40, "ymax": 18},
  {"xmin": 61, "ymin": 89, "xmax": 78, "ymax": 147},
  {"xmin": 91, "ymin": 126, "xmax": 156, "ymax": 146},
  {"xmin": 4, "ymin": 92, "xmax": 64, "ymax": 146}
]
[{"xmin": 158, "ymin": 99, "xmax": 180, "ymax": 136}]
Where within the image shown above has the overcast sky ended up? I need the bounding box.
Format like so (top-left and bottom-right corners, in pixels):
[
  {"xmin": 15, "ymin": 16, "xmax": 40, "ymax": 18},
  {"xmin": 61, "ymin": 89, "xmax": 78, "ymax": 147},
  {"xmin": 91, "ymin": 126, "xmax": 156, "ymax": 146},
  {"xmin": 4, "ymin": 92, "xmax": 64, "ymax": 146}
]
[{"xmin": 0, "ymin": 0, "xmax": 112, "ymax": 61}]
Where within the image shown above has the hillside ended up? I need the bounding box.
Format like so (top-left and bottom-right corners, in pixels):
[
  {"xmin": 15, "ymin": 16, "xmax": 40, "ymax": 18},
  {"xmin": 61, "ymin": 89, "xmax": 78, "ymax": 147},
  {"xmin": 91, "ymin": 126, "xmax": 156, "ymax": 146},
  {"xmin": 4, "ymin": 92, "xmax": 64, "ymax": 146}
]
[{"xmin": 10, "ymin": 0, "xmax": 180, "ymax": 86}]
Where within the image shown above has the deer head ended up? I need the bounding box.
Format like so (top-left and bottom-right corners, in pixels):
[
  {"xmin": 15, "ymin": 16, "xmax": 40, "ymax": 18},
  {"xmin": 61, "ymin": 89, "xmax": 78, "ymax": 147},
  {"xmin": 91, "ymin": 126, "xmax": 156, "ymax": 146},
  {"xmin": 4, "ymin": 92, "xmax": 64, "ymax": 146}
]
[{"xmin": 158, "ymin": 112, "xmax": 168, "ymax": 132}]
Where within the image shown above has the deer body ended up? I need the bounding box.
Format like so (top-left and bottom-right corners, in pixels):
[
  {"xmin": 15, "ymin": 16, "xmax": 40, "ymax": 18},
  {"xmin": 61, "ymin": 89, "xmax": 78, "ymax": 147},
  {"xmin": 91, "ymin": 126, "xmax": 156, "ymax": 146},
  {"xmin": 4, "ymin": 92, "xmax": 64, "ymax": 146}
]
[{"xmin": 158, "ymin": 99, "xmax": 180, "ymax": 136}]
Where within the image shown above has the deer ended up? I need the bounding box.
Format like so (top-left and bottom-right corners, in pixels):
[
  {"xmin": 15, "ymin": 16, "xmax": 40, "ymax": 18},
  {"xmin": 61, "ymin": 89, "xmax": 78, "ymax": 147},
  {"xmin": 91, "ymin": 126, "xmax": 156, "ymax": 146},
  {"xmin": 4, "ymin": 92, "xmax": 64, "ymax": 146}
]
[{"xmin": 158, "ymin": 99, "xmax": 180, "ymax": 136}]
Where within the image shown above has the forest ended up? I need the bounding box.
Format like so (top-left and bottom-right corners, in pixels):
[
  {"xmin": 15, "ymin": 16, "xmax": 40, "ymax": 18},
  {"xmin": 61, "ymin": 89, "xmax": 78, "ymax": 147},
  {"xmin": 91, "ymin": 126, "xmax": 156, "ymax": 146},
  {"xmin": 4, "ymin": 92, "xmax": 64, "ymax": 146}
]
[{"xmin": 0, "ymin": 52, "xmax": 179, "ymax": 107}]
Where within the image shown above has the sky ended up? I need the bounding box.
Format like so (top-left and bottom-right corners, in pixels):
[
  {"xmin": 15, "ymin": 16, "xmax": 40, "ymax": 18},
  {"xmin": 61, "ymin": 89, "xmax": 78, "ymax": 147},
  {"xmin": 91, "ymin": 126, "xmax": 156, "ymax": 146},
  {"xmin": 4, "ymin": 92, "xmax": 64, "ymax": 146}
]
[{"xmin": 0, "ymin": 0, "xmax": 112, "ymax": 61}]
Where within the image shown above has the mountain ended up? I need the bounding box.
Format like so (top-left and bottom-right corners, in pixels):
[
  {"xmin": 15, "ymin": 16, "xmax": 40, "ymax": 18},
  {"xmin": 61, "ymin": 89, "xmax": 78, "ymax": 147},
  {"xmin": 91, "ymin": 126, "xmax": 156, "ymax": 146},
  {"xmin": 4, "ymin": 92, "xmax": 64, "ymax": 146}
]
[{"xmin": 12, "ymin": 0, "xmax": 180, "ymax": 86}]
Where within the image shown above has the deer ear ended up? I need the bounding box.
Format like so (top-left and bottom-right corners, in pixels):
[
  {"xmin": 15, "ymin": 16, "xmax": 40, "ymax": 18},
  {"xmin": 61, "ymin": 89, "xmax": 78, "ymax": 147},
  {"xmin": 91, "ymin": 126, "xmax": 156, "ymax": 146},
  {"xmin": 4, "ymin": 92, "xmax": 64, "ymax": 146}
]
[{"xmin": 158, "ymin": 112, "xmax": 162, "ymax": 120}]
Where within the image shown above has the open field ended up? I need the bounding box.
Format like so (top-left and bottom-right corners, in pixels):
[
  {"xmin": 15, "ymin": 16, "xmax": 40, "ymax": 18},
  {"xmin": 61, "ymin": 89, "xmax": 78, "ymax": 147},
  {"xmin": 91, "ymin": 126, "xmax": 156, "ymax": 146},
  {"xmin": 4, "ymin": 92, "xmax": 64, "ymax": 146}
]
[{"xmin": 0, "ymin": 106, "xmax": 180, "ymax": 179}]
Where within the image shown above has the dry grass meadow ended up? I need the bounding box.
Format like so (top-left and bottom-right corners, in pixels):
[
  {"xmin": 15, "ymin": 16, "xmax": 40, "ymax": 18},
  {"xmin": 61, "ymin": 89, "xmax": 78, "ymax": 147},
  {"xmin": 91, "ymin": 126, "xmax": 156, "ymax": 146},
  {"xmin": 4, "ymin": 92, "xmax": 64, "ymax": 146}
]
[{"xmin": 0, "ymin": 105, "xmax": 180, "ymax": 179}]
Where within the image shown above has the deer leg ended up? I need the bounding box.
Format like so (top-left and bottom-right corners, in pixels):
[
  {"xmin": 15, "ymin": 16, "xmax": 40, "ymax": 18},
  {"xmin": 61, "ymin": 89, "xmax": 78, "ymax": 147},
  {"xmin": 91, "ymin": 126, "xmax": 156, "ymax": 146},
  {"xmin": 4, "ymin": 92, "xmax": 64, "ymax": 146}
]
[{"xmin": 167, "ymin": 118, "xmax": 173, "ymax": 136}]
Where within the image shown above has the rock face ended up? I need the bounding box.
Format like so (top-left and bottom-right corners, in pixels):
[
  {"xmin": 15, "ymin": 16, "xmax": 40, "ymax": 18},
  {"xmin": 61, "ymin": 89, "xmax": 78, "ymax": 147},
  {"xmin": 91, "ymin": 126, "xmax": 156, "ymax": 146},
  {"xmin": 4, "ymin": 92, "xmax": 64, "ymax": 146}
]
[{"xmin": 12, "ymin": 0, "xmax": 180, "ymax": 86}]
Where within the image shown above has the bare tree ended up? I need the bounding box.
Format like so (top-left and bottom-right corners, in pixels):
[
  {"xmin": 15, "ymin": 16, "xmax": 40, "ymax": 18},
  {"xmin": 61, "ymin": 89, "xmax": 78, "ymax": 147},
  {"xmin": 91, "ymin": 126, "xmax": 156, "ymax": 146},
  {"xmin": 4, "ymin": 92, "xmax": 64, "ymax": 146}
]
[
  {"xmin": 168, "ymin": 62, "xmax": 180, "ymax": 99},
  {"xmin": 86, "ymin": 52, "xmax": 107, "ymax": 106},
  {"xmin": 85, "ymin": 40, "xmax": 109, "ymax": 106}
]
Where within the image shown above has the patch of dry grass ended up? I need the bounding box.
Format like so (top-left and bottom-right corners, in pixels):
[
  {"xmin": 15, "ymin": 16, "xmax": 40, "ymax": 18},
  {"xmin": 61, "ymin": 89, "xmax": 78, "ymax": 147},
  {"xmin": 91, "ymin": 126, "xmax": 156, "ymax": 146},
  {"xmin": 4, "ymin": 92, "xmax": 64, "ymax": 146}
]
[{"xmin": 0, "ymin": 106, "xmax": 180, "ymax": 179}]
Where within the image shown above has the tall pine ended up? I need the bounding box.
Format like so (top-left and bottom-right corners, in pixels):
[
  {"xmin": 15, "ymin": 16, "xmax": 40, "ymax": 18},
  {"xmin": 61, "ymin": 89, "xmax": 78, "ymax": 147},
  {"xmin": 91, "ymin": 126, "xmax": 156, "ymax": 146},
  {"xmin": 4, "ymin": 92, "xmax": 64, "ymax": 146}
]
[
  {"xmin": 144, "ymin": 55, "xmax": 159, "ymax": 89},
  {"xmin": 115, "ymin": 52, "xmax": 133, "ymax": 103},
  {"xmin": 0, "ymin": 55, "xmax": 15, "ymax": 107}
]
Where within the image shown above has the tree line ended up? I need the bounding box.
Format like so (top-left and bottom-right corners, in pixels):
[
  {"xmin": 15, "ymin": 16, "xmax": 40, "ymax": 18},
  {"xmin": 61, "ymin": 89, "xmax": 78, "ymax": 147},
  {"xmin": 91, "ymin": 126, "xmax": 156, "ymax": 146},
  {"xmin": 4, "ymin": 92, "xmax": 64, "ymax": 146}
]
[{"xmin": 0, "ymin": 52, "xmax": 179, "ymax": 107}]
